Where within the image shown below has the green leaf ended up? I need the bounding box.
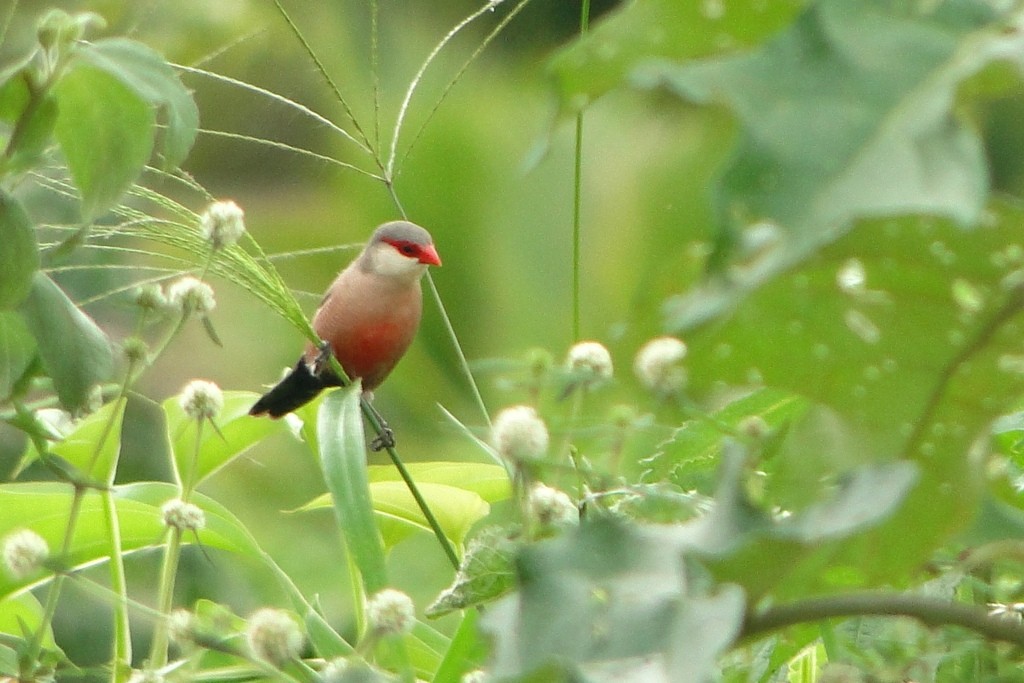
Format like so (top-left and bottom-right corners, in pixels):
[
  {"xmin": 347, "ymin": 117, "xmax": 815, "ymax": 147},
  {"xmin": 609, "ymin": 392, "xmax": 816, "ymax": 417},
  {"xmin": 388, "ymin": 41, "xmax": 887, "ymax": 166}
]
[
  {"xmin": 164, "ymin": 390, "xmax": 293, "ymax": 488},
  {"xmin": 0, "ymin": 312, "xmax": 36, "ymax": 402},
  {"xmin": 0, "ymin": 68, "xmax": 58, "ymax": 177},
  {"xmin": 430, "ymin": 610, "xmax": 488, "ymax": 683},
  {"xmin": 317, "ymin": 385, "xmax": 388, "ymax": 594},
  {"xmin": 46, "ymin": 397, "xmax": 125, "ymax": 482},
  {"xmin": 0, "ymin": 192, "xmax": 39, "ymax": 310},
  {"xmin": 367, "ymin": 461, "xmax": 510, "ymax": 503},
  {"xmin": 548, "ymin": 0, "xmax": 806, "ymax": 112},
  {"xmin": 642, "ymin": 388, "xmax": 808, "ymax": 492},
  {"xmin": 636, "ymin": 0, "xmax": 1018, "ymax": 263},
  {"xmin": 0, "ymin": 592, "xmax": 59, "ymax": 653},
  {"xmin": 0, "ymin": 481, "xmax": 261, "ymax": 603},
  {"xmin": 53, "ymin": 62, "xmax": 154, "ymax": 220},
  {"xmin": 482, "ymin": 518, "xmax": 745, "ymax": 682},
  {"xmin": 667, "ymin": 206, "xmax": 1024, "ymax": 583},
  {"xmin": 18, "ymin": 273, "xmax": 112, "ymax": 412},
  {"xmin": 297, "ymin": 461, "xmax": 508, "ymax": 550},
  {"xmin": 427, "ymin": 526, "xmax": 519, "ymax": 617},
  {"xmin": 76, "ymin": 38, "xmax": 199, "ymax": 169}
]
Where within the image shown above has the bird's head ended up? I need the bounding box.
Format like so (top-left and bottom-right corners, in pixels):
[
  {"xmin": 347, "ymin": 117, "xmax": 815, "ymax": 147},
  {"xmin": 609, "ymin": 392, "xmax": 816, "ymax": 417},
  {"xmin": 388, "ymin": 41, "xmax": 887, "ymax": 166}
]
[{"xmin": 362, "ymin": 220, "xmax": 442, "ymax": 281}]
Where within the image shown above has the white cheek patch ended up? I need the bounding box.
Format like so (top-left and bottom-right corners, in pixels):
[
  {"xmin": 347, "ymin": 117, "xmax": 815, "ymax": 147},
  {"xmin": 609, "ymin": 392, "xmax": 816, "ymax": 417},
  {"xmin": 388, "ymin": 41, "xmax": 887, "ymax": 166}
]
[{"xmin": 374, "ymin": 245, "xmax": 428, "ymax": 279}]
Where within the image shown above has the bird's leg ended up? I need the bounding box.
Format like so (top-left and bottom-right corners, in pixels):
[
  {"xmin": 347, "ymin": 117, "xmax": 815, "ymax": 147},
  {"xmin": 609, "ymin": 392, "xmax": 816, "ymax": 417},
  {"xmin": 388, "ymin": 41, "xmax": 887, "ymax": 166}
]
[
  {"xmin": 311, "ymin": 340, "xmax": 333, "ymax": 377},
  {"xmin": 364, "ymin": 396, "xmax": 396, "ymax": 451}
]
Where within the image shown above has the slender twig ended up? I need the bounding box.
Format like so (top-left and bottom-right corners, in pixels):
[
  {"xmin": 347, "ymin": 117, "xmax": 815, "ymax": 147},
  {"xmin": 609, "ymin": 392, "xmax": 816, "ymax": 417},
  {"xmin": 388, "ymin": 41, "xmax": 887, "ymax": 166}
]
[{"xmin": 742, "ymin": 592, "xmax": 1024, "ymax": 647}]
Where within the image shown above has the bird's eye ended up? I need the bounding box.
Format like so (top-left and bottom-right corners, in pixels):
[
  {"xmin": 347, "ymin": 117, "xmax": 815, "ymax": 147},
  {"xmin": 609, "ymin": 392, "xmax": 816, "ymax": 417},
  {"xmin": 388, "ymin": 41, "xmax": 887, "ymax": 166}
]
[{"xmin": 398, "ymin": 244, "xmax": 417, "ymax": 257}]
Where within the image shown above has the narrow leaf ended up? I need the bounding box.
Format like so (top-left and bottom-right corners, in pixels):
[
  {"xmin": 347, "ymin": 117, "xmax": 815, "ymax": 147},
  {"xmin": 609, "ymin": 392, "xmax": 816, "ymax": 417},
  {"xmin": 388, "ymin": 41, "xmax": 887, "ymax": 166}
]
[
  {"xmin": 0, "ymin": 191, "xmax": 39, "ymax": 309},
  {"xmin": 0, "ymin": 312, "xmax": 35, "ymax": 402},
  {"xmin": 317, "ymin": 385, "xmax": 388, "ymax": 594},
  {"xmin": 18, "ymin": 273, "xmax": 112, "ymax": 412}
]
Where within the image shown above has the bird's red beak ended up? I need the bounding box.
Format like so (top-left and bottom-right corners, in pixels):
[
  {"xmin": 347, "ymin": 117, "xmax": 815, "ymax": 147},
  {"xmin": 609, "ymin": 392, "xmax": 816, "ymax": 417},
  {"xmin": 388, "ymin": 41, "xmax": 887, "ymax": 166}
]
[{"xmin": 419, "ymin": 244, "xmax": 442, "ymax": 266}]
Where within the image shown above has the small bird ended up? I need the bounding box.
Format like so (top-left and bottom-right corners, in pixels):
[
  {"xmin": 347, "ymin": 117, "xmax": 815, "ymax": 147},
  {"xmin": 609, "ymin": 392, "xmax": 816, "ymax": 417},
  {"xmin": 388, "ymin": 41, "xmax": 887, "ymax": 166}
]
[{"xmin": 249, "ymin": 221, "xmax": 441, "ymax": 436}]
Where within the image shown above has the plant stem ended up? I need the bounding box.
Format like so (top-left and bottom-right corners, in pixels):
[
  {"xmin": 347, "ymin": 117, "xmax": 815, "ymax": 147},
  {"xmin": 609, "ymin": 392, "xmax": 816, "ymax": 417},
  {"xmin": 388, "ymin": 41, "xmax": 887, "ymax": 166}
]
[
  {"xmin": 741, "ymin": 592, "xmax": 1024, "ymax": 647},
  {"xmin": 358, "ymin": 397, "xmax": 461, "ymax": 571},
  {"xmin": 147, "ymin": 528, "xmax": 183, "ymax": 669}
]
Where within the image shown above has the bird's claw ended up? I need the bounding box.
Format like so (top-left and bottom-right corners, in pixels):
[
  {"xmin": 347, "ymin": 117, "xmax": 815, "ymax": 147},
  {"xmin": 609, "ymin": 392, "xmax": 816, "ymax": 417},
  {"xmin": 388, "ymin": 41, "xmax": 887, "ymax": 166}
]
[
  {"xmin": 369, "ymin": 427, "xmax": 396, "ymax": 452},
  {"xmin": 312, "ymin": 341, "xmax": 333, "ymax": 377}
]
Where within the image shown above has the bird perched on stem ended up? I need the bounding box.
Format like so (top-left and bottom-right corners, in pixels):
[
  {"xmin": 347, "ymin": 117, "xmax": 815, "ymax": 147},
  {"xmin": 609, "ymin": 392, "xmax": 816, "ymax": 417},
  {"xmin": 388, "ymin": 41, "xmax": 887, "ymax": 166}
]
[{"xmin": 249, "ymin": 221, "xmax": 441, "ymax": 446}]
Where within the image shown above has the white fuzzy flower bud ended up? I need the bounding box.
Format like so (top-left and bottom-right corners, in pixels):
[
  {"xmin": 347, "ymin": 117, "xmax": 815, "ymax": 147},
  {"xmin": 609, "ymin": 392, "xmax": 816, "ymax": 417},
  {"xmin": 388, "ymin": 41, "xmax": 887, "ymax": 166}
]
[
  {"xmin": 161, "ymin": 499, "xmax": 206, "ymax": 532},
  {"xmin": 321, "ymin": 658, "xmax": 351, "ymax": 682},
  {"xmin": 133, "ymin": 283, "xmax": 167, "ymax": 312},
  {"xmin": 366, "ymin": 588, "xmax": 415, "ymax": 636},
  {"xmin": 492, "ymin": 406, "xmax": 549, "ymax": 462},
  {"xmin": 200, "ymin": 200, "xmax": 246, "ymax": 250},
  {"xmin": 178, "ymin": 379, "xmax": 223, "ymax": 421},
  {"xmin": 527, "ymin": 483, "xmax": 578, "ymax": 530},
  {"xmin": 2, "ymin": 529, "xmax": 49, "ymax": 579},
  {"xmin": 167, "ymin": 277, "xmax": 216, "ymax": 317},
  {"xmin": 246, "ymin": 608, "xmax": 304, "ymax": 666},
  {"xmin": 462, "ymin": 670, "xmax": 489, "ymax": 683},
  {"xmin": 634, "ymin": 336, "xmax": 688, "ymax": 395},
  {"xmin": 566, "ymin": 341, "xmax": 613, "ymax": 382}
]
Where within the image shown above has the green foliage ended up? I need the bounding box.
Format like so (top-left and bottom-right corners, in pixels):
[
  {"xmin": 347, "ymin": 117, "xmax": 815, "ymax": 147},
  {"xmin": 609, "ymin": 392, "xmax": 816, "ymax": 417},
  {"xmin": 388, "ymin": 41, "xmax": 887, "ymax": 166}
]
[{"xmin": 4, "ymin": 1, "xmax": 1024, "ymax": 682}]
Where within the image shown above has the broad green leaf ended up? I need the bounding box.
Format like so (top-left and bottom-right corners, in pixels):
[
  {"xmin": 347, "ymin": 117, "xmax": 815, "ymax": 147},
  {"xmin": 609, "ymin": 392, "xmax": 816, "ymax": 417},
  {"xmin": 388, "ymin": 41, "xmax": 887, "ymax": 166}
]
[
  {"xmin": 637, "ymin": 0, "xmax": 1018, "ymax": 263},
  {"xmin": 0, "ymin": 592, "xmax": 58, "ymax": 653},
  {"xmin": 548, "ymin": 0, "xmax": 806, "ymax": 113},
  {"xmin": 318, "ymin": 385, "xmax": 388, "ymax": 594},
  {"xmin": 53, "ymin": 63, "xmax": 154, "ymax": 220},
  {"xmin": 0, "ymin": 56, "xmax": 59, "ymax": 177},
  {"xmin": 482, "ymin": 518, "xmax": 742, "ymax": 683},
  {"xmin": 370, "ymin": 481, "xmax": 488, "ymax": 550},
  {"xmin": 164, "ymin": 390, "xmax": 293, "ymax": 488},
  {"xmin": 298, "ymin": 461, "xmax": 508, "ymax": 550},
  {"xmin": 667, "ymin": 207, "xmax": 1024, "ymax": 583},
  {"xmin": 0, "ymin": 481, "xmax": 261, "ymax": 602},
  {"xmin": 0, "ymin": 192, "xmax": 39, "ymax": 309},
  {"xmin": 367, "ymin": 461, "xmax": 510, "ymax": 503},
  {"xmin": 76, "ymin": 38, "xmax": 199, "ymax": 169},
  {"xmin": 18, "ymin": 273, "xmax": 112, "ymax": 412},
  {"xmin": 642, "ymin": 388, "xmax": 808, "ymax": 492},
  {"xmin": 427, "ymin": 526, "xmax": 518, "ymax": 617},
  {"xmin": 0, "ymin": 312, "xmax": 35, "ymax": 402},
  {"xmin": 46, "ymin": 397, "xmax": 125, "ymax": 482}
]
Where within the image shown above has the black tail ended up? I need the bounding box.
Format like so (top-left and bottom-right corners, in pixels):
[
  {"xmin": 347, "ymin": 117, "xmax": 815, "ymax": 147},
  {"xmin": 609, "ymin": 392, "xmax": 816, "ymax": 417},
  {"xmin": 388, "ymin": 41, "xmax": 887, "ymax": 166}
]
[{"xmin": 250, "ymin": 359, "xmax": 339, "ymax": 418}]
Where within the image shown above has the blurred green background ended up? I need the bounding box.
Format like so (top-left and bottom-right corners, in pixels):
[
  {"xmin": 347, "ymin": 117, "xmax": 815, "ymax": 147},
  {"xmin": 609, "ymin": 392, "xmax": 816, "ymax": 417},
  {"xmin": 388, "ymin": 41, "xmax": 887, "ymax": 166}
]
[{"xmin": 0, "ymin": 0, "xmax": 728, "ymax": 665}]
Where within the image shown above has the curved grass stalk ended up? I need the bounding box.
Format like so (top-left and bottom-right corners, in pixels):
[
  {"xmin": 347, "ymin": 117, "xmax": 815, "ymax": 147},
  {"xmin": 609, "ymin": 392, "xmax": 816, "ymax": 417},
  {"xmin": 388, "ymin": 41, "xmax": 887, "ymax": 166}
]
[
  {"xmin": 196, "ymin": 128, "xmax": 383, "ymax": 181},
  {"xmin": 386, "ymin": 0, "xmax": 514, "ymax": 179},
  {"xmin": 176, "ymin": 63, "xmax": 371, "ymax": 154},
  {"xmin": 270, "ymin": 0, "xmax": 375, "ymax": 156},
  {"xmin": 394, "ymin": 0, "xmax": 532, "ymax": 175}
]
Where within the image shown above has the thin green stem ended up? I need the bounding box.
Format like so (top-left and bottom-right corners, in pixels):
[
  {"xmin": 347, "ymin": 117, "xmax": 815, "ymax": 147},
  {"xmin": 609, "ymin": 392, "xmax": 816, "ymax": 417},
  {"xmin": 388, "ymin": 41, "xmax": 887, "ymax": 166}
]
[
  {"xmin": 424, "ymin": 272, "xmax": 490, "ymax": 427},
  {"xmin": 147, "ymin": 528, "xmax": 183, "ymax": 669},
  {"xmin": 358, "ymin": 397, "xmax": 461, "ymax": 571},
  {"xmin": 571, "ymin": 0, "xmax": 590, "ymax": 343}
]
